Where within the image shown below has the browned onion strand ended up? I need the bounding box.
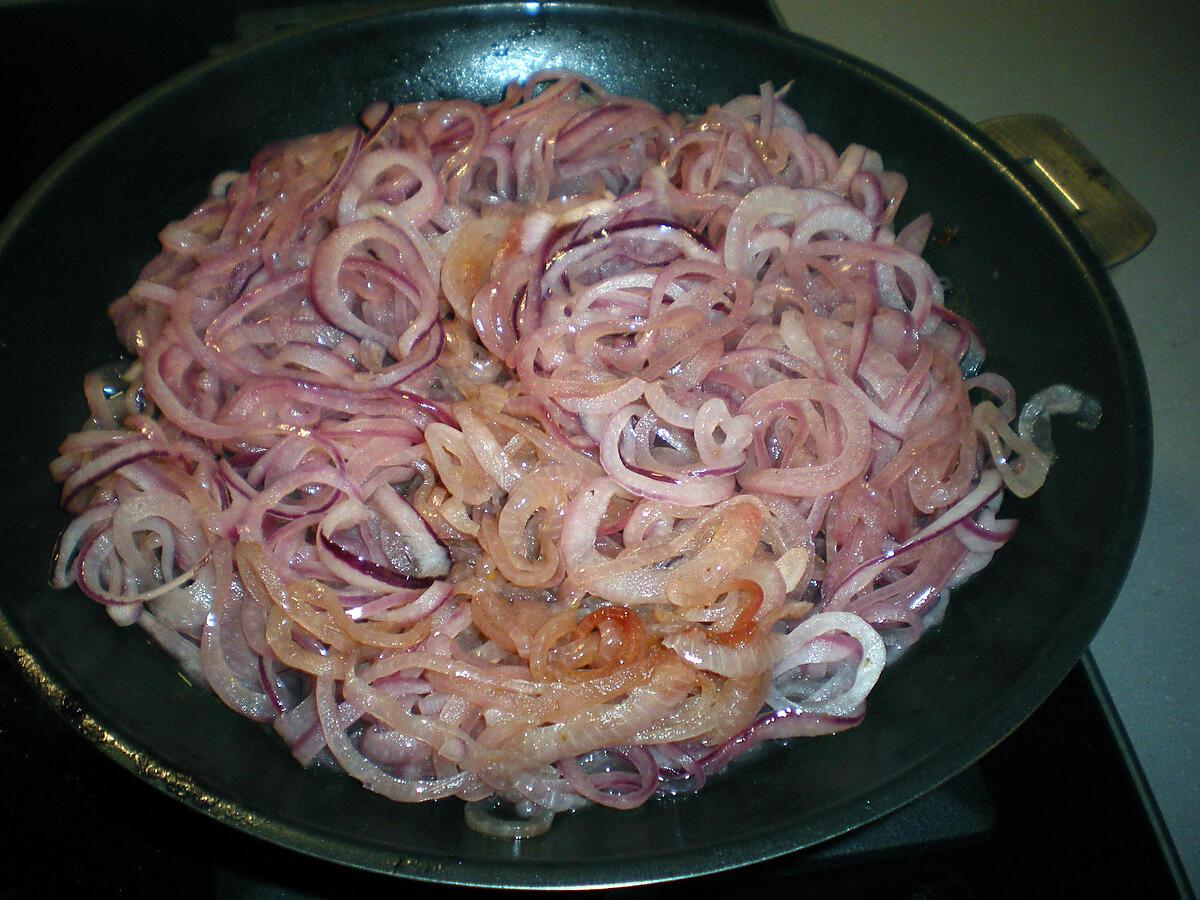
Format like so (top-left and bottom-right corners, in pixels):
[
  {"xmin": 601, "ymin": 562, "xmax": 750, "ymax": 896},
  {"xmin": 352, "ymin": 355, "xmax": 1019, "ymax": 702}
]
[{"xmin": 50, "ymin": 72, "xmax": 1098, "ymax": 831}]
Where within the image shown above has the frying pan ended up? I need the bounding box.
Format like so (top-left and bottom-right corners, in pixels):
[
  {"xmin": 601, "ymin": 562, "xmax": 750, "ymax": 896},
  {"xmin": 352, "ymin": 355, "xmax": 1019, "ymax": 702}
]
[{"xmin": 0, "ymin": 2, "xmax": 1151, "ymax": 889}]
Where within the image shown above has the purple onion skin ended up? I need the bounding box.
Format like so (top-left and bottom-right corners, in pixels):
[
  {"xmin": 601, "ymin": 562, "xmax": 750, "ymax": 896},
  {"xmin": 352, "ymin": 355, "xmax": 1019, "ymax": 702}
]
[{"xmin": 318, "ymin": 533, "xmax": 433, "ymax": 590}]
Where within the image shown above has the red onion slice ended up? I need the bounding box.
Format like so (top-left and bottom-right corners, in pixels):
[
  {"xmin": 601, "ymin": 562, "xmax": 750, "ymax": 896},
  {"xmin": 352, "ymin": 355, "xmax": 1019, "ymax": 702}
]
[{"xmin": 49, "ymin": 71, "xmax": 1098, "ymax": 823}]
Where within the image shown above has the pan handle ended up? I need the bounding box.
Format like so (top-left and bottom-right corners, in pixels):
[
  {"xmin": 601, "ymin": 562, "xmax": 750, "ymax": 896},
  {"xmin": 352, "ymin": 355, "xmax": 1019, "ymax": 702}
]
[{"xmin": 977, "ymin": 114, "xmax": 1155, "ymax": 267}]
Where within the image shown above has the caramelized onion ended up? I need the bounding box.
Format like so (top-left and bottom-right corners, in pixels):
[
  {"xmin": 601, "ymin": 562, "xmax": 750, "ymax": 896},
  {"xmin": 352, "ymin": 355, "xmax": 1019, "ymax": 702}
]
[{"xmin": 49, "ymin": 71, "xmax": 1095, "ymax": 829}]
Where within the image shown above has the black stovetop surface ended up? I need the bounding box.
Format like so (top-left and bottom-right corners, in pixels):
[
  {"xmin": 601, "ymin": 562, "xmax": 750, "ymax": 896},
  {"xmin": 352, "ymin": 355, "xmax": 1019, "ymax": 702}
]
[
  {"xmin": 0, "ymin": 1, "xmax": 1187, "ymax": 897},
  {"xmin": 0, "ymin": 654, "xmax": 1180, "ymax": 897}
]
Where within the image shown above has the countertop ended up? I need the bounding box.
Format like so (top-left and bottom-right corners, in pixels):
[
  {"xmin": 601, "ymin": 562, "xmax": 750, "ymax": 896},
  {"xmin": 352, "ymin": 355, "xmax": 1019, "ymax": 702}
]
[{"xmin": 769, "ymin": 0, "xmax": 1198, "ymax": 888}]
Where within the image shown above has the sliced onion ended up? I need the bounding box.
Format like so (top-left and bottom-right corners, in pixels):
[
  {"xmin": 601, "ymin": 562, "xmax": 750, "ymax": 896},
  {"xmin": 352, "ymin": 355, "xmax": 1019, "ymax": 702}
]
[
  {"xmin": 50, "ymin": 71, "xmax": 1097, "ymax": 827},
  {"xmin": 772, "ymin": 612, "xmax": 886, "ymax": 716}
]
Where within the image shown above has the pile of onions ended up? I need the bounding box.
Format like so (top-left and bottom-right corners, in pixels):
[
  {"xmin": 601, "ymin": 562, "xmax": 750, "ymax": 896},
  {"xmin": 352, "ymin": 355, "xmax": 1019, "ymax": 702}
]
[{"xmin": 50, "ymin": 71, "xmax": 1098, "ymax": 835}]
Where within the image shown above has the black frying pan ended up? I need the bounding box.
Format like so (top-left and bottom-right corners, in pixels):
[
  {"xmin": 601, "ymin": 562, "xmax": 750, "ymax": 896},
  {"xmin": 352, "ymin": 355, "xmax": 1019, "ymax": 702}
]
[{"xmin": 0, "ymin": 3, "xmax": 1150, "ymax": 889}]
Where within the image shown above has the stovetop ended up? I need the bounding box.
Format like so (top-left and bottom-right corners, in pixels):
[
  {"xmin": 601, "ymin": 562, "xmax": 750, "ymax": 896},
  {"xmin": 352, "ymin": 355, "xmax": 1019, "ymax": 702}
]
[
  {"xmin": 0, "ymin": 1, "xmax": 1187, "ymax": 896},
  {"xmin": 0, "ymin": 652, "xmax": 1178, "ymax": 897}
]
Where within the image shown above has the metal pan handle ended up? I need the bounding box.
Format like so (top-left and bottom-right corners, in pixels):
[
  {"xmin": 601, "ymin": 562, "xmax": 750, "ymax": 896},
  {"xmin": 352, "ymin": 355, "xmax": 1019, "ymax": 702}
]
[{"xmin": 978, "ymin": 114, "xmax": 1155, "ymax": 268}]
